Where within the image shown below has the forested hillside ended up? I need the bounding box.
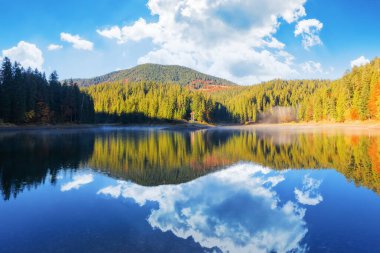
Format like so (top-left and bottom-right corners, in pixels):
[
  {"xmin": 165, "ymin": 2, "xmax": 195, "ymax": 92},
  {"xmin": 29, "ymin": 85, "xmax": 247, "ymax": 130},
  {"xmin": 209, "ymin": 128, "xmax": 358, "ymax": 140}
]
[
  {"xmin": 85, "ymin": 79, "xmax": 330, "ymax": 123},
  {"xmin": 209, "ymin": 79, "xmax": 330, "ymax": 123},
  {"xmin": 72, "ymin": 63, "xmax": 236, "ymax": 87},
  {"xmin": 1, "ymin": 57, "xmax": 379, "ymax": 125},
  {"xmin": 0, "ymin": 58, "xmax": 94, "ymax": 124},
  {"xmin": 209, "ymin": 58, "xmax": 379, "ymax": 123},
  {"xmin": 298, "ymin": 58, "xmax": 380, "ymax": 122},
  {"xmin": 85, "ymin": 81, "xmax": 219, "ymax": 123},
  {"xmin": 84, "ymin": 58, "xmax": 379, "ymax": 124}
]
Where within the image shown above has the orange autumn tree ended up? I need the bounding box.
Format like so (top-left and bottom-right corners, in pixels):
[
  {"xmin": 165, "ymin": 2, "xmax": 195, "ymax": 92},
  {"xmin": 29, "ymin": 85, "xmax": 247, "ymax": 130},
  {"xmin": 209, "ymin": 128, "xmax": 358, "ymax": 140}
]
[{"xmin": 369, "ymin": 81, "xmax": 380, "ymax": 118}]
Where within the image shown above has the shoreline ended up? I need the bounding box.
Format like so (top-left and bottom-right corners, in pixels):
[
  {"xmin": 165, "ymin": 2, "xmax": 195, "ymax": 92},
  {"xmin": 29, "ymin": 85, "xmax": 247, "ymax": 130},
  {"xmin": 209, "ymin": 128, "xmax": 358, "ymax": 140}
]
[
  {"xmin": 2, "ymin": 121, "xmax": 380, "ymax": 132},
  {"xmin": 0, "ymin": 124, "xmax": 110, "ymax": 132},
  {"xmin": 224, "ymin": 121, "xmax": 380, "ymax": 129},
  {"xmin": 218, "ymin": 121, "xmax": 380, "ymax": 136},
  {"xmin": 0, "ymin": 122, "xmax": 213, "ymax": 132},
  {"xmin": 290, "ymin": 121, "xmax": 380, "ymax": 128}
]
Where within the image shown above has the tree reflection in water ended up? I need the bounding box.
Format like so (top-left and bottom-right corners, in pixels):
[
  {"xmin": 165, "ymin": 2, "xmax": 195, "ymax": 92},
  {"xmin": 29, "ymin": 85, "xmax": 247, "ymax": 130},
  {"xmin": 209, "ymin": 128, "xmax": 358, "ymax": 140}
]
[{"xmin": 1, "ymin": 127, "xmax": 380, "ymax": 200}]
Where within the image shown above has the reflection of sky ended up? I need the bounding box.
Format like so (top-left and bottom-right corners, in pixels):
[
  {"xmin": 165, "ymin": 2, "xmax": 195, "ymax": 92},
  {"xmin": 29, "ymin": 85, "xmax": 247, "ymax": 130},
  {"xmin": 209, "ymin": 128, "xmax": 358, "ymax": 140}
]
[
  {"xmin": 98, "ymin": 163, "xmax": 324, "ymax": 253},
  {"xmin": 61, "ymin": 174, "xmax": 94, "ymax": 192},
  {"xmin": 295, "ymin": 175, "xmax": 323, "ymax": 206}
]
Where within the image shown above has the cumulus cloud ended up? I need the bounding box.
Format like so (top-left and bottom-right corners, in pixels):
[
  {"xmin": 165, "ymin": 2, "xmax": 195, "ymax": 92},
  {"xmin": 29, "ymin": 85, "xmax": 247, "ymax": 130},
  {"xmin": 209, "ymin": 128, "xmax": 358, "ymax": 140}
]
[
  {"xmin": 61, "ymin": 174, "xmax": 94, "ymax": 192},
  {"xmin": 98, "ymin": 163, "xmax": 308, "ymax": 253},
  {"xmin": 350, "ymin": 56, "xmax": 370, "ymax": 68},
  {"xmin": 295, "ymin": 19, "xmax": 323, "ymax": 49},
  {"xmin": 301, "ymin": 61, "xmax": 323, "ymax": 74},
  {"xmin": 96, "ymin": 18, "xmax": 161, "ymax": 44},
  {"xmin": 60, "ymin": 32, "xmax": 94, "ymax": 51},
  {"xmin": 97, "ymin": 26, "xmax": 123, "ymax": 42},
  {"xmin": 48, "ymin": 44, "xmax": 63, "ymax": 51},
  {"xmin": 97, "ymin": 0, "xmax": 311, "ymax": 84},
  {"xmin": 294, "ymin": 175, "xmax": 323, "ymax": 206},
  {"xmin": 2, "ymin": 41, "xmax": 44, "ymax": 70}
]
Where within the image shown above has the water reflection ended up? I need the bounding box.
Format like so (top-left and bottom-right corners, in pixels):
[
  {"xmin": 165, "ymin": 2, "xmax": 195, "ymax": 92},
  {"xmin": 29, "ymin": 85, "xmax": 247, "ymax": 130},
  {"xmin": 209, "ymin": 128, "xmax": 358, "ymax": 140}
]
[
  {"xmin": 294, "ymin": 175, "xmax": 323, "ymax": 206},
  {"xmin": 1, "ymin": 127, "xmax": 380, "ymax": 200},
  {"xmin": 98, "ymin": 163, "xmax": 312, "ymax": 253},
  {"xmin": 61, "ymin": 173, "xmax": 94, "ymax": 192},
  {"xmin": 0, "ymin": 130, "xmax": 95, "ymax": 200},
  {"xmin": 2, "ymin": 127, "xmax": 380, "ymax": 253},
  {"xmin": 86, "ymin": 129, "xmax": 380, "ymax": 196}
]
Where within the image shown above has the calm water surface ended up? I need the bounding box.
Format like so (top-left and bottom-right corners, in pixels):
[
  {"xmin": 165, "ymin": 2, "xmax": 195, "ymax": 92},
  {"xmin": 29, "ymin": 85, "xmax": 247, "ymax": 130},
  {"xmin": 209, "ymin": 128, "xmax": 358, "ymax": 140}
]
[{"xmin": 1, "ymin": 127, "xmax": 380, "ymax": 253}]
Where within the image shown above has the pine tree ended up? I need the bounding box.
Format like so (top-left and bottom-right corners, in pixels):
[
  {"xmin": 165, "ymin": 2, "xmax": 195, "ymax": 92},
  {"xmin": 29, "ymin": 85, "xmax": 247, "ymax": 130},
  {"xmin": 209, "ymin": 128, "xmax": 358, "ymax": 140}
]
[
  {"xmin": 12, "ymin": 63, "xmax": 27, "ymax": 123},
  {"xmin": 49, "ymin": 71, "xmax": 61, "ymax": 122},
  {"xmin": 0, "ymin": 58, "xmax": 13, "ymax": 122}
]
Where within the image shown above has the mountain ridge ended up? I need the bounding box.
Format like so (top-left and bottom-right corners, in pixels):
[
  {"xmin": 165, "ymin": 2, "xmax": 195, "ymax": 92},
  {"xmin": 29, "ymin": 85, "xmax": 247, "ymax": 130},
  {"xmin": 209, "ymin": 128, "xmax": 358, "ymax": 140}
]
[{"xmin": 69, "ymin": 63, "xmax": 237, "ymax": 87}]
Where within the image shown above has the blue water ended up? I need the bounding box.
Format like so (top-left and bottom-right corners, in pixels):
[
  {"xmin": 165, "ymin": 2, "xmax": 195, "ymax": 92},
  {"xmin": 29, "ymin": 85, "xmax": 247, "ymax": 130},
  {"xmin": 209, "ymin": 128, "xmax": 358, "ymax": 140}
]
[{"xmin": 1, "ymin": 128, "xmax": 380, "ymax": 253}]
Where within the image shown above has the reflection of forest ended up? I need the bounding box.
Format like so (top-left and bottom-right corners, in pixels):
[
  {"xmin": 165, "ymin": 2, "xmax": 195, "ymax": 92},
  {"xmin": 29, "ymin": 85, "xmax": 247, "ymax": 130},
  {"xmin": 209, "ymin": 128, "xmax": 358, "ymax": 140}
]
[
  {"xmin": 88, "ymin": 130, "xmax": 380, "ymax": 194},
  {"xmin": 1, "ymin": 128, "xmax": 380, "ymax": 200},
  {"xmin": 0, "ymin": 131, "xmax": 95, "ymax": 200},
  {"xmin": 87, "ymin": 130, "xmax": 232, "ymax": 186}
]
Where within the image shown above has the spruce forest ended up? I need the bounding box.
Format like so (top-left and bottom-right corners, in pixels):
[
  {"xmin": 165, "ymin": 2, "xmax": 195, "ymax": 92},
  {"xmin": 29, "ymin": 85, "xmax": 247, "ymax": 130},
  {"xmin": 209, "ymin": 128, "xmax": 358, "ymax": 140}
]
[
  {"xmin": 0, "ymin": 58, "xmax": 94, "ymax": 124},
  {"xmin": 0, "ymin": 57, "xmax": 379, "ymax": 124}
]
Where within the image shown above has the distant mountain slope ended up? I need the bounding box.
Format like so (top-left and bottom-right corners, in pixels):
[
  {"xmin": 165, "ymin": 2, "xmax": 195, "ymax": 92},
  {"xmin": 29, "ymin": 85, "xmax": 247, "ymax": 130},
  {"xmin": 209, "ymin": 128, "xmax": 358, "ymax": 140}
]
[{"xmin": 71, "ymin": 63, "xmax": 236, "ymax": 87}]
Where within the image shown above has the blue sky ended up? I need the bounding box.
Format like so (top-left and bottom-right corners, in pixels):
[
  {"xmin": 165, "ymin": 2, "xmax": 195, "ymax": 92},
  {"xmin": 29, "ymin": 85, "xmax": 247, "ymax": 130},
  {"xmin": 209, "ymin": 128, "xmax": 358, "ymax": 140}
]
[{"xmin": 0, "ymin": 0, "xmax": 379, "ymax": 84}]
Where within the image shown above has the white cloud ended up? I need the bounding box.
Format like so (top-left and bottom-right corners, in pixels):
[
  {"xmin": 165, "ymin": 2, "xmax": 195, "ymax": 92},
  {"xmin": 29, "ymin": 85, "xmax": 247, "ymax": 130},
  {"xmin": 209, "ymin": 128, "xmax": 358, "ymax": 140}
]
[
  {"xmin": 61, "ymin": 174, "xmax": 94, "ymax": 192},
  {"xmin": 350, "ymin": 56, "xmax": 370, "ymax": 68},
  {"xmin": 99, "ymin": 163, "xmax": 308, "ymax": 253},
  {"xmin": 2, "ymin": 41, "xmax": 44, "ymax": 70},
  {"xmin": 294, "ymin": 175, "xmax": 323, "ymax": 206},
  {"xmin": 96, "ymin": 19, "xmax": 161, "ymax": 44},
  {"xmin": 48, "ymin": 44, "xmax": 63, "ymax": 51},
  {"xmin": 295, "ymin": 19, "xmax": 323, "ymax": 49},
  {"xmin": 97, "ymin": 26, "xmax": 122, "ymax": 42},
  {"xmin": 60, "ymin": 32, "xmax": 94, "ymax": 51},
  {"xmin": 301, "ymin": 61, "xmax": 323, "ymax": 74},
  {"xmin": 97, "ymin": 0, "xmax": 310, "ymax": 84}
]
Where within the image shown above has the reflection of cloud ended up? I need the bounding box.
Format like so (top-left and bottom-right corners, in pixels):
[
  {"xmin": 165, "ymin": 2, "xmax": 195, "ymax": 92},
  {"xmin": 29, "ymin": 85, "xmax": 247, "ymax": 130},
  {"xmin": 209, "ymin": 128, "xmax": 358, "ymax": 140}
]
[
  {"xmin": 61, "ymin": 174, "xmax": 94, "ymax": 192},
  {"xmin": 98, "ymin": 164, "xmax": 308, "ymax": 253},
  {"xmin": 295, "ymin": 175, "xmax": 323, "ymax": 206},
  {"xmin": 97, "ymin": 182, "xmax": 123, "ymax": 198}
]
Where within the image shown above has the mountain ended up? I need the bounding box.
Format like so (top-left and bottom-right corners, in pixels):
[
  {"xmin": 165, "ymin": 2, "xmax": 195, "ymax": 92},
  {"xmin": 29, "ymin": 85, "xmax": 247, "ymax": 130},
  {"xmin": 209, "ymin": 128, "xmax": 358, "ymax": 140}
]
[{"xmin": 70, "ymin": 63, "xmax": 236, "ymax": 87}]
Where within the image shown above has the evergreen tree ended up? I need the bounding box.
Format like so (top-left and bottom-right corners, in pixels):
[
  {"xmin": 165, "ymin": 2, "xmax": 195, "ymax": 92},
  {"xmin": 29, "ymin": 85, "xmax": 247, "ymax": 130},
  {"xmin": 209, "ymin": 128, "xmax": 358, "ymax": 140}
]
[
  {"xmin": 12, "ymin": 63, "xmax": 27, "ymax": 123},
  {"xmin": 0, "ymin": 58, "xmax": 13, "ymax": 122},
  {"xmin": 0, "ymin": 58, "xmax": 95, "ymax": 124}
]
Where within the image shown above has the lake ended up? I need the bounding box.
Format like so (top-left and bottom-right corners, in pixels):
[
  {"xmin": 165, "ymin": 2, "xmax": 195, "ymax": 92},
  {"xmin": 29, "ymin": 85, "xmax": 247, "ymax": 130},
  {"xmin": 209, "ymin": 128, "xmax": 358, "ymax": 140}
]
[{"xmin": 1, "ymin": 126, "xmax": 380, "ymax": 253}]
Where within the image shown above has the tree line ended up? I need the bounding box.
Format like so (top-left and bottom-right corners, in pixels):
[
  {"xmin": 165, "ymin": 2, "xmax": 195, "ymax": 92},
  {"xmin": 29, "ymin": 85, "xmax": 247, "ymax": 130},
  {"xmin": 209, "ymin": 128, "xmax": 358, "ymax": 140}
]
[
  {"xmin": 209, "ymin": 79, "xmax": 330, "ymax": 123},
  {"xmin": 83, "ymin": 57, "xmax": 380, "ymax": 124},
  {"xmin": 1, "ymin": 57, "xmax": 379, "ymax": 124},
  {"xmin": 85, "ymin": 81, "xmax": 225, "ymax": 123},
  {"xmin": 211, "ymin": 58, "xmax": 380, "ymax": 123},
  {"xmin": 0, "ymin": 57, "xmax": 94, "ymax": 124},
  {"xmin": 84, "ymin": 78, "xmax": 333, "ymax": 124},
  {"xmin": 298, "ymin": 58, "xmax": 380, "ymax": 121}
]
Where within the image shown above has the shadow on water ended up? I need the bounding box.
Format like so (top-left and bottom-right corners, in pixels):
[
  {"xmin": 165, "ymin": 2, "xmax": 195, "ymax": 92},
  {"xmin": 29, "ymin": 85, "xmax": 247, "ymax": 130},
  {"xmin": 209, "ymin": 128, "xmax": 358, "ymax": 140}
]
[{"xmin": 1, "ymin": 127, "xmax": 380, "ymax": 200}]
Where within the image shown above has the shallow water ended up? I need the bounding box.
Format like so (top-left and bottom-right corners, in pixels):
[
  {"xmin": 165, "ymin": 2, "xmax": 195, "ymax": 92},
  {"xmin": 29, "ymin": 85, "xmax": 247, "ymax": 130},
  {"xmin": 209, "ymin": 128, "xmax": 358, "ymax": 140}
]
[{"xmin": 1, "ymin": 127, "xmax": 380, "ymax": 253}]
